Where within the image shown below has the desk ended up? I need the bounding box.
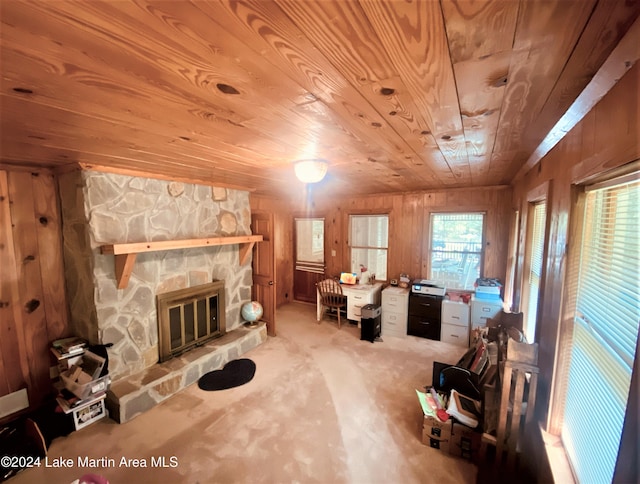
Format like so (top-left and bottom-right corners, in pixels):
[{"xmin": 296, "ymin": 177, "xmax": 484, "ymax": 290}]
[{"xmin": 317, "ymin": 283, "xmax": 383, "ymax": 322}]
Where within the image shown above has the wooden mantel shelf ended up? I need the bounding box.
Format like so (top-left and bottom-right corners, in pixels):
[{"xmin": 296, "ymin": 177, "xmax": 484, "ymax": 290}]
[{"xmin": 100, "ymin": 235, "xmax": 263, "ymax": 289}]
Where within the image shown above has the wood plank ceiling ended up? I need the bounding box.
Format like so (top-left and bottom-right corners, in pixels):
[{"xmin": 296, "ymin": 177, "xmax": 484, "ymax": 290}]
[{"xmin": 1, "ymin": 1, "xmax": 638, "ymax": 198}]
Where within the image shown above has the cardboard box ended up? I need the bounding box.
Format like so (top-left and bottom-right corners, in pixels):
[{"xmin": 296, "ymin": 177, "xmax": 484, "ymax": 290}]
[
  {"xmin": 61, "ymin": 372, "xmax": 109, "ymax": 400},
  {"xmin": 449, "ymin": 420, "xmax": 482, "ymax": 461},
  {"xmin": 421, "ymin": 414, "xmax": 452, "ymax": 453}
]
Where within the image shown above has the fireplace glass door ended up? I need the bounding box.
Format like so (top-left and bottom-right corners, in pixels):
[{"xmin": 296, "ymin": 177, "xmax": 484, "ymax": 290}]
[{"xmin": 158, "ymin": 281, "xmax": 226, "ymax": 362}]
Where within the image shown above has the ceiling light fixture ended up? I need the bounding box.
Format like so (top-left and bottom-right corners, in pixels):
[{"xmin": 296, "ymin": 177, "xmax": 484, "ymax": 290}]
[{"xmin": 294, "ymin": 159, "xmax": 328, "ymax": 184}]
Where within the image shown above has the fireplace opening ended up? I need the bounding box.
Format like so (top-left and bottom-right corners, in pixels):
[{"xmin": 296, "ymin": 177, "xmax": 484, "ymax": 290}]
[{"xmin": 157, "ymin": 281, "xmax": 226, "ymax": 362}]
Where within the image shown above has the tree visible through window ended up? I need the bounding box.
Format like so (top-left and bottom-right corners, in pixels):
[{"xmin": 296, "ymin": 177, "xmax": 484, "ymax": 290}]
[{"xmin": 429, "ymin": 213, "xmax": 484, "ymax": 290}]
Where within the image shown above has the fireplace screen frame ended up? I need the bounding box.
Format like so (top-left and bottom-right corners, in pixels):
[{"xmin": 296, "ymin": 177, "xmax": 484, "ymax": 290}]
[{"xmin": 156, "ymin": 281, "xmax": 226, "ymax": 362}]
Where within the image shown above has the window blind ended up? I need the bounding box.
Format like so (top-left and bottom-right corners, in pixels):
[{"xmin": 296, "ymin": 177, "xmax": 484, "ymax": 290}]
[
  {"xmin": 562, "ymin": 177, "xmax": 639, "ymax": 484},
  {"xmin": 295, "ymin": 218, "xmax": 324, "ymax": 264},
  {"xmin": 525, "ymin": 201, "xmax": 546, "ymax": 342},
  {"xmin": 349, "ymin": 215, "xmax": 389, "ymax": 280}
]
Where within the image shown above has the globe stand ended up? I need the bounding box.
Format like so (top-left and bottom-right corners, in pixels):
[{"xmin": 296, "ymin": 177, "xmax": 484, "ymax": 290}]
[{"xmin": 244, "ymin": 320, "xmax": 261, "ymax": 328}]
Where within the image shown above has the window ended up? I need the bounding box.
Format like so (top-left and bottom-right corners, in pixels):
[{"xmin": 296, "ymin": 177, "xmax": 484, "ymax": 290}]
[
  {"xmin": 295, "ymin": 218, "xmax": 324, "ymax": 265},
  {"xmin": 524, "ymin": 201, "xmax": 546, "ymax": 343},
  {"xmin": 562, "ymin": 175, "xmax": 639, "ymax": 483},
  {"xmin": 429, "ymin": 213, "xmax": 484, "ymax": 290},
  {"xmin": 349, "ymin": 214, "xmax": 388, "ymax": 280}
]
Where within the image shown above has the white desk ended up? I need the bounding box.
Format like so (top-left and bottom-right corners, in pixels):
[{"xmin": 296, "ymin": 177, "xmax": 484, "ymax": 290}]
[{"xmin": 317, "ymin": 282, "xmax": 383, "ymax": 322}]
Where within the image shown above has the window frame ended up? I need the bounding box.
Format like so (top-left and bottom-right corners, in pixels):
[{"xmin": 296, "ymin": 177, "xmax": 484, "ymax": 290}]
[
  {"xmin": 347, "ymin": 212, "xmax": 390, "ymax": 282},
  {"xmin": 519, "ymin": 181, "xmax": 551, "ymax": 344},
  {"xmin": 427, "ymin": 211, "xmax": 486, "ymax": 290},
  {"xmin": 556, "ymin": 173, "xmax": 639, "ymax": 483}
]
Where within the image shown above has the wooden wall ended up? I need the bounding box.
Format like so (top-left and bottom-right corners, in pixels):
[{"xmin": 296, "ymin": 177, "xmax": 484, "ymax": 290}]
[
  {"xmin": 511, "ymin": 61, "xmax": 638, "ymax": 464},
  {"xmin": 0, "ymin": 169, "xmax": 70, "ymax": 414},
  {"xmin": 253, "ymin": 185, "xmax": 513, "ymax": 309},
  {"xmin": 308, "ymin": 187, "xmax": 513, "ymax": 286}
]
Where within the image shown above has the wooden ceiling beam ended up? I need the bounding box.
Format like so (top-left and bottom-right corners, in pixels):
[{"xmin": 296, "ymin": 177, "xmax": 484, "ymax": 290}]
[{"xmin": 514, "ymin": 15, "xmax": 640, "ymax": 182}]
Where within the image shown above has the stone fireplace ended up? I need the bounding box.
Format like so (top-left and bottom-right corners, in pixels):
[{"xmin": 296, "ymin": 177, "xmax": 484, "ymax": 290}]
[{"xmin": 57, "ymin": 170, "xmax": 266, "ymax": 422}]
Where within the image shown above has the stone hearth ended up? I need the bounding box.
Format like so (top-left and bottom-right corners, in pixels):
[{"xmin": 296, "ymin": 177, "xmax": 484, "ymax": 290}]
[{"xmin": 107, "ymin": 322, "xmax": 266, "ymax": 423}]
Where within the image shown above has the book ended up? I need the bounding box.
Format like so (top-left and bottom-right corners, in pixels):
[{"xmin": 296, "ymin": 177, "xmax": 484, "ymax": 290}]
[{"xmin": 52, "ymin": 337, "xmax": 87, "ymax": 355}]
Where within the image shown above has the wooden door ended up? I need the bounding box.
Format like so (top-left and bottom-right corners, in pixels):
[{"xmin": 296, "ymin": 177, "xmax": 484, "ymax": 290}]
[{"xmin": 251, "ymin": 212, "xmax": 276, "ymax": 336}]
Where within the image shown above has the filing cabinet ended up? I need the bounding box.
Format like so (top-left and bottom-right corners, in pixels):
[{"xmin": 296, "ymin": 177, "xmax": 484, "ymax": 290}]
[
  {"xmin": 441, "ymin": 300, "xmax": 470, "ymax": 347},
  {"xmin": 381, "ymin": 287, "xmax": 409, "ymax": 337},
  {"xmin": 470, "ymin": 296, "xmax": 503, "ymax": 330}
]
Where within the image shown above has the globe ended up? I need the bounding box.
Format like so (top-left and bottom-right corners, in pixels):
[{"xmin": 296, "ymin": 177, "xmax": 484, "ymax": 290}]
[{"xmin": 241, "ymin": 301, "xmax": 263, "ymax": 323}]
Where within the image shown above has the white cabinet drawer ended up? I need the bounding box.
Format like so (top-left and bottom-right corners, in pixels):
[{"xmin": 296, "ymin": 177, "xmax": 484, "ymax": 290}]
[
  {"xmin": 441, "ymin": 323, "xmax": 469, "ymax": 347},
  {"xmin": 442, "ymin": 300, "xmax": 470, "ymax": 327},
  {"xmin": 470, "ymin": 298, "xmax": 503, "ymax": 328},
  {"xmin": 382, "ymin": 288, "xmax": 409, "ymax": 311},
  {"xmin": 382, "ymin": 312, "xmax": 407, "ymax": 336}
]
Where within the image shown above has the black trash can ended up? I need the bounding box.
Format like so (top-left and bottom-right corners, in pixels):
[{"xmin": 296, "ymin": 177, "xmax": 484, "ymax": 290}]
[{"xmin": 360, "ymin": 304, "xmax": 382, "ymax": 343}]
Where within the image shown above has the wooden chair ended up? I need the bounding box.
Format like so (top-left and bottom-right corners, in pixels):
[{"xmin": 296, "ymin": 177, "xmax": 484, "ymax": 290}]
[
  {"xmin": 480, "ymin": 338, "xmax": 539, "ymax": 472},
  {"xmin": 316, "ymin": 278, "xmax": 347, "ymax": 329}
]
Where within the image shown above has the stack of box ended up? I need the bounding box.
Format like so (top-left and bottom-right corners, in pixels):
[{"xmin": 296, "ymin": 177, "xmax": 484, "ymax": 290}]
[
  {"xmin": 474, "ymin": 278, "xmax": 502, "ymax": 302},
  {"xmin": 55, "ymin": 350, "xmax": 110, "ymax": 430},
  {"xmin": 419, "ymin": 388, "xmax": 483, "ymax": 462}
]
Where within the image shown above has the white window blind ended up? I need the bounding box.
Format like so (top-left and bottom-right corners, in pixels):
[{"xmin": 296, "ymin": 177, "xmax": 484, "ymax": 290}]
[
  {"xmin": 349, "ymin": 215, "xmax": 388, "ymax": 280},
  {"xmin": 562, "ymin": 176, "xmax": 639, "ymax": 484},
  {"xmin": 295, "ymin": 218, "xmax": 324, "ymax": 264},
  {"xmin": 525, "ymin": 201, "xmax": 546, "ymax": 343}
]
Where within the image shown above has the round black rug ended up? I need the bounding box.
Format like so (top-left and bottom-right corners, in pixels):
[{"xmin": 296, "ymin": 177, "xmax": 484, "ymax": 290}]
[{"xmin": 197, "ymin": 358, "xmax": 256, "ymax": 391}]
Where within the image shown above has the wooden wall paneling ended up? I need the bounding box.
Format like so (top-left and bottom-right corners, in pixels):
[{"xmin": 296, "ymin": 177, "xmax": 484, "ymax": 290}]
[
  {"xmin": 0, "ymin": 171, "xmax": 30, "ymax": 398},
  {"xmin": 328, "ymin": 205, "xmax": 343, "ymax": 280},
  {"xmin": 510, "ymin": 57, "xmax": 639, "ymax": 436},
  {"xmin": 524, "ymin": 0, "xmax": 640, "ymax": 161},
  {"xmin": 30, "ymin": 172, "xmax": 69, "ymax": 340},
  {"xmin": 7, "ymin": 172, "xmax": 52, "ymax": 406},
  {"xmin": 302, "ymin": 187, "xmax": 511, "ymax": 292},
  {"xmin": 393, "ymin": 194, "xmax": 423, "ymax": 281},
  {"xmin": 571, "ymin": 64, "xmax": 640, "ymax": 185}
]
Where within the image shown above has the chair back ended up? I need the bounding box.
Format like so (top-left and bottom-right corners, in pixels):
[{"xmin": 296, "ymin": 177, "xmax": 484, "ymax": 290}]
[{"xmin": 317, "ymin": 278, "xmax": 344, "ymax": 307}]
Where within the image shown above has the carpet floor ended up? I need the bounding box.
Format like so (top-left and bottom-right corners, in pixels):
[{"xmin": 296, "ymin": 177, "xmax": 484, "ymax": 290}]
[{"xmin": 10, "ymin": 302, "xmax": 477, "ymax": 484}]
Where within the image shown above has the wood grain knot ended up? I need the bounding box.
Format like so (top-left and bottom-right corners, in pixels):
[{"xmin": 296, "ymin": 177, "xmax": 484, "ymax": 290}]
[
  {"xmin": 441, "ymin": 135, "xmax": 452, "ymax": 140},
  {"xmin": 491, "ymin": 76, "xmax": 508, "ymax": 88},
  {"xmin": 13, "ymin": 87, "xmax": 33, "ymax": 94},
  {"xmin": 216, "ymin": 83, "xmax": 240, "ymax": 95},
  {"xmin": 179, "ymin": 136, "xmax": 191, "ymax": 141},
  {"xmin": 371, "ymin": 122, "xmax": 382, "ymax": 128},
  {"xmin": 25, "ymin": 299, "xmax": 40, "ymax": 313},
  {"xmin": 23, "ymin": 255, "xmax": 36, "ymax": 263},
  {"xmin": 39, "ymin": 216, "xmax": 48, "ymax": 226},
  {"xmin": 380, "ymin": 87, "xmax": 395, "ymax": 95}
]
